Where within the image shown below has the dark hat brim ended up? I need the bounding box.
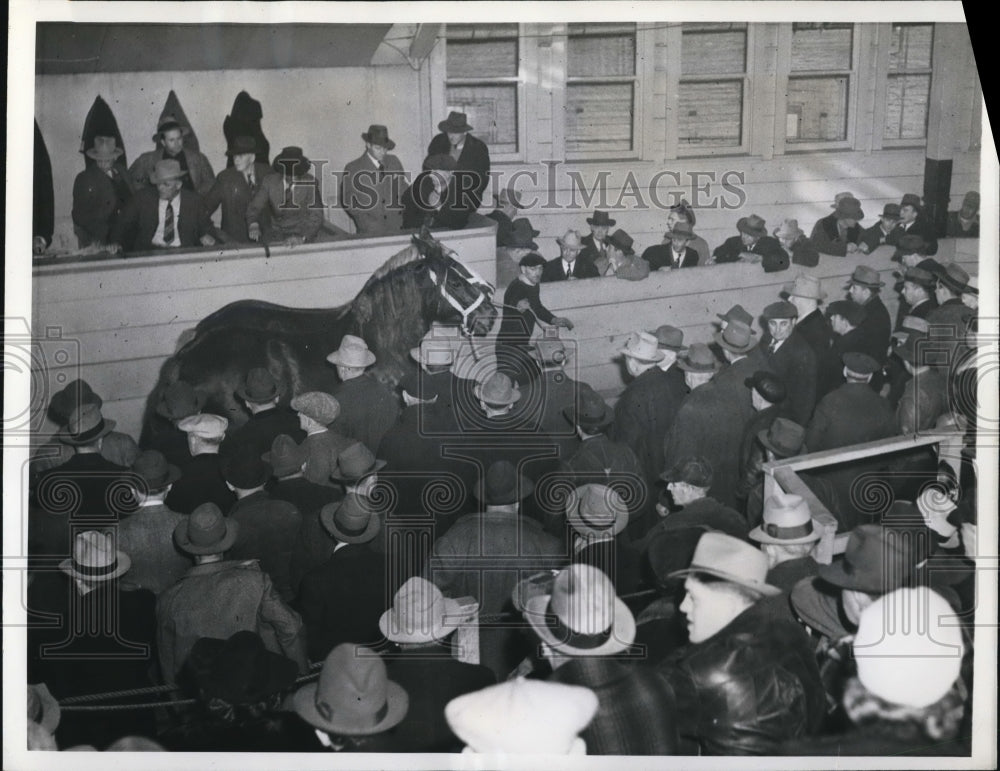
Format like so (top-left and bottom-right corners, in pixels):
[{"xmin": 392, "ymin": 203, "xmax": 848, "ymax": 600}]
[
  {"xmin": 439, "ymin": 119, "xmax": 473, "ymax": 133},
  {"xmin": 57, "ymin": 418, "xmax": 117, "ymax": 445},
  {"xmin": 586, "ymin": 216, "xmax": 617, "ymax": 227},
  {"xmin": 329, "ymin": 458, "xmax": 388, "ymax": 484},
  {"xmin": 361, "ymin": 132, "xmax": 397, "ymax": 151},
  {"xmin": 737, "ymin": 218, "xmax": 768, "ymax": 237},
  {"xmin": 235, "ymin": 385, "xmax": 280, "ymax": 403},
  {"xmin": 320, "ymin": 503, "xmax": 382, "ymax": 544},
  {"xmin": 756, "ymin": 428, "xmax": 802, "ymax": 458},
  {"xmin": 712, "ymin": 330, "xmax": 757, "ymax": 354},
  {"xmin": 174, "ymin": 519, "xmax": 239, "ymax": 555},
  {"xmin": 562, "ymin": 405, "xmax": 613, "ymax": 430}
]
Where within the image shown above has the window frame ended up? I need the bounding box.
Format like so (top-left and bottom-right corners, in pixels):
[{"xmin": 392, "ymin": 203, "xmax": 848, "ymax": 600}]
[{"xmin": 879, "ymin": 21, "xmax": 934, "ymax": 148}]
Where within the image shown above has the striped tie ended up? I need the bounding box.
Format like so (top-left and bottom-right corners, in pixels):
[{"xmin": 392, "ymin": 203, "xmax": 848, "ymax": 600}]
[{"xmin": 163, "ymin": 201, "xmax": 175, "ymax": 245}]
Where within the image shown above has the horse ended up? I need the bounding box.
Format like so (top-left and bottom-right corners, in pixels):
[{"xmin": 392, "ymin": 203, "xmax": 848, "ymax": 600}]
[{"xmin": 142, "ymin": 229, "xmax": 497, "ymax": 444}]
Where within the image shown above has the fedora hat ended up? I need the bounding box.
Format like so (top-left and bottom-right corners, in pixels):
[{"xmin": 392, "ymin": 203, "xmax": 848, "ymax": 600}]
[
  {"xmin": 176, "ymin": 412, "xmax": 228, "ymax": 439},
  {"xmin": 174, "ymin": 502, "xmax": 239, "ymax": 555},
  {"xmin": 607, "ymin": 228, "xmax": 635, "ymax": 255},
  {"xmin": 586, "ymin": 210, "xmax": 616, "ymax": 227},
  {"xmin": 736, "ymin": 214, "xmax": 767, "ymax": 238},
  {"xmin": 844, "ymin": 265, "xmax": 885, "ymax": 289},
  {"xmin": 445, "ymin": 678, "xmax": 598, "ymax": 755},
  {"xmin": 668, "ymin": 531, "xmax": 781, "ymax": 596},
  {"xmin": 653, "ymin": 325, "xmax": 686, "ymax": 352},
  {"xmin": 326, "ymin": 334, "xmax": 376, "ymax": 368},
  {"xmin": 900, "ymin": 192, "xmax": 923, "ymax": 211},
  {"xmin": 236, "ymin": 367, "xmax": 279, "ymax": 403},
  {"xmin": 293, "ymin": 644, "xmax": 408, "ymax": 736},
  {"xmin": 474, "ymin": 460, "xmax": 534, "ymax": 505},
  {"xmin": 842, "ymin": 351, "xmax": 880, "ymax": 376},
  {"xmin": 772, "ymin": 218, "xmax": 803, "ymax": 240},
  {"xmin": 833, "ymin": 196, "xmax": 864, "ymax": 221},
  {"xmin": 57, "ymin": 403, "xmax": 116, "ymax": 445},
  {"xmin": 503, "ymin": 219, "xmax": 539, "ymax": 249},
  {"xmin": 879, "ymin": 203, "xmax": 902, "ymax": 220},
  {"xmin": 669, "ymin": 199, "xmax": 697, "ymax": 226},
  {"xmin": 474, "ymin": 371, "xmax": 521, "ymax": 406},
  {"xmin": 494, "ymin": 188, "xmax": 524, "ymax": 209},
  {"xmin": 379, "ymin": 577, "xmax": 468, "ymax": 644},
  {"xmin": 130, "ymin": 449, "xmax": 181, "ymax": 491},
  {"xmin": 562, "ymin": 382, "xmax": 613, "ymax": 430},
  {"xmin": 817, "ymin": 523, "xmax": 921, "ymax": 593},
  {"xmin": 86, "ymin": 135, "xmax": 124, "ymax": 162},
  {"xmin": 744, "ymin": 370, "xmax": 787, "ymax": 404},
  {"xmin": 225, "ymin": 135, "xmax": 257, "ymax": 156},
  {"xmin": 620, "ymin": 331, "xmax": 666, "ymax": 363},
  {"xmin": 361, "ymin": 124, "xmax": 396, "ymax": 150},
  {"xmin": 49, "ymin": 378, "xmax": 102, "ymax": 424},
  {"xmin": 320, "ymin": 493, "xmax": 381, "ymax": 543},
  {"xmin": 782, "ymin": 273, "xmax": 827, "ymax": 300},
  {"xmin": 187, "ymin": 631, "xmax": 298, "ymax": 705},
  {"xmin": 565, "ymin": 484, "xmax": 629, "ymax": 537},
  {"xmin": 556, "ymin": 229, "xmax": 585, "ymax": 251},
  {"xmin": 934, "ymin": 262, "xmax": 972, "ymax": 294},
  {"xmin": 893, "ymin": 330, "xmax": 930, "ymax": 365},
  {"xmin": 831, "ymin": 191, "xmax": 856, "ymax": 208},
  {"xmin": 666, "ymin": 220, "xmax": 697, "ymax": 240},
  {"xmin": 156, "ymin": 380, "xmax": 206, "ymax": 420},
  {"xmin": 897, "ymin": 266, "xmax": 937, "ymax": 290},
  {"xmin": 221, "ymin": 453, "xmax": 271, "ymax": 489},
  {"xmin": 27, "ymin": 683, "xmax": 61, "ymax": 735},
  {"xmin": 757, "ymin": 417, "xmax": 806, "ymax": 458},
  {"xmin": 661, "ymin": 456, "xmax": 713, "ymax": 488},
  {"xmin": 149, "ymin": 159, "xmax": 188, "ymax": 184},
  {"xmin": 716, "ymin": 304, "xmax": 754, "ymax": 328},
  {"xmin": 713, "ymin": 319, "xmax": 757, "ymax": 354},
  {"xmin": 439, "ymin": 110, "xmax": 473, "ymax": 132},
  {"xmin": 750, "ymin": 488, "xmax": 822, "ymax": 545},
  {"xmin": 895, "ymin": 233, "xmax": 929, "ymax": 258},
  {"xmin": 290, "ymin": 391, "xmax": 340, "ymax": 425},
  {"xmin": 154, "ymin": 114, "xmax": 191, "ymax": 141},
  {"xmin": 272, "ymin": 146, "xmax": 312, "ymax": 177},
  {"xmin": 677, "ymin": 342, "xmax": 721, "ymax": 373},
  {"xmin": 892, "ymin": 315, "xmax": 930, "ymax": 343},
  {"xmin": 826, "ymin": 299, "xmax": 866, "ymax": 326},
  {"xmin": 262, "ymin": 434, "xmax": 308, "ymax": 478},
  {"xmin": 854, "ymin": 587, "xmax": 964, "ymax": 709},
  {"xmin": 60, "ymin": 530, "xmax": 131, "ymax": 582},
  {"xmin": 329, "ymin": 442, "xmax": 387, "ymax": 483},
  {"xmin": 524, "ymin": 563, "xmax": 636, "ymax": 656}
]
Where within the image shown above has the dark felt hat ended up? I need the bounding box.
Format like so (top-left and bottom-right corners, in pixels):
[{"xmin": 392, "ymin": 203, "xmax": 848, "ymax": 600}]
[
  {"xmin": 900, "ymin": 193, "xmax": 923, "ymax": 211},
  {"xmin": 329, "ymin": 442, "xmax": 387, "ymax": 483},
  {"xmin": 818, "ymin": 524, "xmax": 923, "ymax": 593},
  {"xmin": 607, "ymin": 228, "xmax": 635, "ymax": 255},
  {"xmin": 676, "ymin": 343, "xmax": 721, "ymax": 373},
  {"xmin": 844, "ymin": 265, "xmax": 885, "ymax": 289},
  {"xmin": 833, "ymin": 196, "xmax": 864, "ymax": 221},
  {"xmin": 262, "ymin": 434, "xmax": 309, "ymax": 478},
  {"xmin": 226, "ymin": 135, "xmax": 257, "ymax": 156},
  {"xmin": 826, "ymin": 299, "xmax": 866, "ymax": 326},
  {"xmin": 519, "ymin": 252, "xmax": 546, "ymax": 268},
  {"xmin": 49, "ymin": 379, "xmax": 102, "ymax": 425},
  {"xmin": 175, "ymin": 503, "xmax": 239, "ymax": 555},
  {"xmin": 896, "ymin": 233, "xmax": 929, "ymax": 256},
  {"xmin": 423, "ymin": 153, "xmax": 457, "ymax": 172},
  {"xmin": 131, "ymin": 449, "xmax": 181, "ymax": 490},
  {"xmin": 661, "ymin": 456, "xmax": 714, "ymax": 488},
  {"xmin": 562, "ymin": 382, "xmax": 613, "ymax": 430},
  {"xmin": 320, "ymin": 493, "xmax": 382, "ymax": 544},
  {"xmin": 586, "ymin": 210, "xmax": 616, "ymax": 227},
  {"xmin": 273, "ymin": 146, "xmax": 312, "ymax": 177},
  {"xmin": 744, "ymin": 370, "xmax": 787, "ymax": 404},
  {"xmin": 762, "ymin": 300, "xmax": 798, "ymax": 320},
  {"xmin": 439, "ymin": 111, "xmax": 474, "ymax": 133},
  {"xmin": 737, "ymin": 214, "xmax": 768, "ymax": 238},
  {"xmin": 879, "ymin": 203, "xmax": 902, "ymax": 220},
  {"xmin": 842, "ymin": 351, "xmax": 880, "ymax": 376},
  {"xmin": 934, "ymin": 262, "xmax": 972, "ymax": 294},
  {"xmin": 236, "ymin": 368, "xmax": 279, "ymax": 403},
  {"xmin": 653, "ymin": 325, "xmax": 686, "ymax": 351},
  {"xmin": 713, "ymin": 319, "xmax": 758, "ymax": 354},
  {"xmin": 57, "ymin": 403, "xmax": 116, "ymax": 445},
  {"xmin": 221, "ymin": 452, "xmax": 272, "ymax": 489},
  {"xmin": 362, "ymin": 124, "xmax": 396, "ymax": 150},
  {"xmin": 716, "ymin": 304, "xmax": 754, "ymax": 328},
  {"xmin": 758, "ymin": 417, "xmax": 806, "ymax": 458}
]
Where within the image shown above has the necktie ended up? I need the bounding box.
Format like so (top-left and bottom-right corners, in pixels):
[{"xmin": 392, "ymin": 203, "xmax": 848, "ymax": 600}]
[
  {"xmin": 163, "ymin": 201, "xmax": 175, "ymax": 245},
  {"xmin": 246, "ymin": 173, "xmax": 255, "ymax": 195},
  {"xmin": 768, "ymin": 339, "xmax": 778, "ymax": 354},
  {"xmin": 566, "ymin": 262, "xmax": 574, "ymax": 278},
  {"xmin": 377, "ymin": 161, "xmax": 384, "ymax": 183}
]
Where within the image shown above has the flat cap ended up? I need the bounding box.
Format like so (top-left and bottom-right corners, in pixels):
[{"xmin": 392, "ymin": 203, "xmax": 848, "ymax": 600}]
[{"xmin": 290, "ymin": 391, "xmax": 340, "ymax": 425}]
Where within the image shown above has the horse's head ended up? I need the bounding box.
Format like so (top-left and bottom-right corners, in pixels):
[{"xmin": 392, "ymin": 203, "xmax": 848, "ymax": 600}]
[{"xmin": 413, "ymin": 228, "xmax": 498, "ymax": 336}]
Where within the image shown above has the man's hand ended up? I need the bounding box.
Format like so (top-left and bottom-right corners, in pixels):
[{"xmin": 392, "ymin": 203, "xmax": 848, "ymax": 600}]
[
  {"xmin": 200, "ymin": 234, "xmax": 216, "ymax": 247},
  {"xmin": 858, "ymin": 242, "xmax": 871, "ymax": 254},
  {"xmin": 283, "ymin": 235, "xmax": 306, "ymax": 248},
  {"xmin": 248, "ymin": 223, "xmax": 261, "ymax": 242},
  {"xmin": 553, "ymin": 316, "xmax": 574, "ymax": 330},
  {"xmin": 515, "ymin": 299, "xmax": 532, "ymax": 312},
  {"xmin": 846, "ymin": 242, "xmax": 860, "ymax": 254}
]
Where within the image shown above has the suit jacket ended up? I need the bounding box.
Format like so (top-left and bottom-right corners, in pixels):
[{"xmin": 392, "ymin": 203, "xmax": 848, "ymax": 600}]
[
  {"xmin": 297, "ymin": 543, "xmax": 388, "ymax": 661},
  {"xmin": 925, "ymin": 298, "xmax": 974, "ymax": 373},
  {"xmin": 129, "ymin": 147, "xmax": 216, "ymax": 196},
  {"xmin": 761, "ymin": 331, "xmax": 818, "ymax": 426},
  {"xmin": 145, "ymin": 424, "xmax": 192, "ymax": 469},
  {"xmin": 273, "ymin": 477, "xmax": 343, "ymax": 594},
  {"xmin": 859, "ymin": 222, "xmax": 898, "ymax": 252},
  {"xmin": 427, "ymin": 132, "xmax": 491, "ymax": 213},
  {"xmin": 893, "ymin": 295, "xmax": 937, "ymax": 331},
  {"xmin": 401, "ymin": 170, "xmax": 466, "ymax": 230},
  {"xmin": 246, "ymin": 171, "xmax": 324, "ymax": 243},
  {"xmin": 794, "ymin": 309, "xmax": 833, "ymax": 360},
  {"xmin": 117, "ymin": 502, "xmax": 190, "ymax": 595},
  {"xmin": 594, "ymin": 253, "xmax": 651, "ymax": 280},
  {"xmin": 853, "ymin": 295, "xmax": 892, "ymax": 365},
  {"xmin": 891, "ymin": 214, "xmax": 938, "ymax": 255},
  {"xmin": 643, "ymin": 243, "xmax": 698, "ymax": 271},
  {"xmin": 818, "ymin": 324, "xmax": 884, "ymax": 399},
  {"xmin": 713, "ymin": 235, "xmax": 789, "ymax": 272},
  {"xmin": 700, "ymin": 354, "xmax": 761, "ymax": 504},
  {"xmin": 550, "ymin": 657, "xmax": 679, "ymax": 755},
  {"xmin": 72, "ymin": 163, "xmax": 134, "ymax": 246},
  {"xmin": 541, "ymin": 255, "xmax": 600, "ymax": 282},
  {"xmin": 331, "ymin": 373, "xmax": 401, "ymax": 454},
  {"xmin": 299, "ymin": 428, "xmax": 354, "ymax": 487},
  {"xmin": 220, "ymin": 406, "xmax": 304, "ymax": 463},
  {"xmin": 343, "ymin": 151, "xmax": 406, "ymax": 234},
  {"xmin": 226, "ymin": 491, "xmax": 302, "ymax": 601},
  {"xmin": 384, "ymin": 644, "xmax": 496, "ymax": 752},
  {"xmin": 808, "ymin": 214, "xmax": 862, "ymax": 257},
  {"xmin": 165, "ymin": 453, "xmax": 236, "ymax": 515},
  {"xmin": 573, "ymin": 536, "xmax": 641, "ymax": 595},
  {"xmin": 579, "ymin": 232, "xmax": 608, "ymax": 266},
  {"xmin": 805, "ymin": 382, "xmax": 898, "ymax": 452},
  {"xmin": 110, "ymin": 187, "xmax": 214, "ymax": 253},
  {"xmin": 202, "ymin": 163, "xmax": 273, "ymax": 243}
]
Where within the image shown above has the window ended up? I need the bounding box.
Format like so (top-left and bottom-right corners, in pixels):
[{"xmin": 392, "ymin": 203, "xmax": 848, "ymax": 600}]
[
  {"xmin": 566, "ymin": 23, "xmax": 637, "ymax": 155},
  {"xmin": 786, "ymin": 23, "xmax": 855, "ymax": 144},
  {"xmin": 884, "ymin": 23, "xmax": 933, "ymax": 141},
  {"xmin": 445, "ymin": 24, "xmax": 520, "ymax": 154},
  {"xmin": 678, "ymin": 23, "xmax": 749, "ymax": 151}
]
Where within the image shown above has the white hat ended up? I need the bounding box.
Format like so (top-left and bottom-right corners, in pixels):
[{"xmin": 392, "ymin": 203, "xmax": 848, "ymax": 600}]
[
  {"xmin": 445, "ymin": 678, "xmax": 598, "ymax": 754},
  {"xmin": 326, "ymin": 334, "xmax": 376, "ymax": 368},
  {"xmin": 379, "ymin": 577, "xmax": 470, "ymax": 644},
  {"xmin": 176, "ymin": 412, "xmax": 228, "ymax": 438},
  {"xmin": 854, "ymin": 587, "xmax": 964, "ymax": 708},
  {"xmin": 749, "ymin": 488, "xmax": 823, "ymax": 545},
  {"xmin": 59, "ymin": 530, "xmax": 131, "ymax": 582},
  {"xmin": 619, "ymin": 331, "xmax": 665, "ymax": 363}
]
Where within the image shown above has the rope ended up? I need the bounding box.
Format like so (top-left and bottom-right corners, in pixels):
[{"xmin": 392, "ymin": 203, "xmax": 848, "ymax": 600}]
[{"xmin": 62, "ymin": 699, "xmax": 197, "ymax": 712}]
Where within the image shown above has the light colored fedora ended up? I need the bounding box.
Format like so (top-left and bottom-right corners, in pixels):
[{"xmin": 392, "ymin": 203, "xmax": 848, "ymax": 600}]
[
  {"xmin": 668, "ymin": 531, "xmax": 781, "ymax": 596},
  {"xmin": 379, "ymin": 577, "xmax": 469, "ymax": 644},
  {"xmin": 59, "ymin": 530, "xmax": 131, "ymax": 582},
  {"xmin": 619, "ymin": 331, "xmax": 665, "ymax": 363},
  {"xmin": 781, "ymin": 273, "xmax": 827, "ymax": 300},
  {"xmin": 474, "ymin": 372, "xmax": 522, "ymax": 406},
  {"xmin": 749, "ymin": 488, "xmax": 823, "ymax": 545},
  {"xmin": 326, "ymin": 334, "xmax": 376, "ymax": 368}
]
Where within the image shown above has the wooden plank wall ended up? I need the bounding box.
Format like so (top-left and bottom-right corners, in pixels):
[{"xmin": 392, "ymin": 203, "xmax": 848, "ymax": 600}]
[{"xmin": 31, "ymin": 225, "xmax": 498, "ymax": 440}]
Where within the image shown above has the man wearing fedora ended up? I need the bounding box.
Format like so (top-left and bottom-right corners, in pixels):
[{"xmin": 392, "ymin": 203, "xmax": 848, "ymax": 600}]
[
  {"xmin": 72, "ymin": 135, "xmax": 134, "ymax": 248},
  {"xmin": 221, "ymin": 367, "xmax": 304, "ymax": 462},
  {"xmin": 247, "ymin": 146, "xmax": 324, "ymax": 246},
  {"xmin": 496, "ymin": 216, "xmax": 541, "ymax": 285},
  {"xmin": 713, "ymin": 213, "xmax": 790, "ymax": 272},
  {"xmin": 894, "ymin": 263, "xmax": 938, "ymax": 329},
  {"xmin": 759, "ymin": 300, "xmax": 818, "ymax": 427},
  {"xmin": 809, "ymin": 195, "xmax": 864, "ymax": 256},
  {"xmin": 129, "ymin": 113, "xmax": 216, "ymax": 196},
  {"xmin": 773, "ymin": 219, "xmax": 819, "ymax": 267},
  {"xmin": 594, "ymin": 228, "xmax": 650, "ymax": 280},
  {"xmin": 735, "ymin": 371, "xmax": 788, "ymax": 505},
  {"xmin": 782, "ymin": 274, "xmax": 832, "ymax": 359},
  {"xmin": 579, "ymin": 209, "xmax": 615, "ymax": 266},
  {"xmin": 807, "ymin": 352, "xmax": 897, "ymax": 454},
  {"xmin": 147, "ymin": 379, "xmax": 205, "ymax": 469},
  {"xmin": 222, "ymin": 453, "xmax": 302, "ymax": 602},
  {"xmin": 644, "ymin": 220, "xmax": 700, "ymax": 271},
  {"xmin": 165, "ymin": 413, "xmax": 237, "ymax": 515},
  {"xmin": 427, "ymin": 110, "xmax": 491, "ymax": 217},
  {"xmin": 486, "ymin": 187, "xmax": 524, "ymax": 246},
  {"xmin": 926, "ymin": 262, "xmax": 976, "ymax": 372},
  {"xmin": 109, "ymin": 158, "xmax": 217, "ymax": 253},
  {"xmin": 117, "ymin": 449, "xmax": 189, "ymax": 595},
  {"xmin": 297, "ymin": 493, "xmax": 389, "ymax": 661},
  {"xmin": 401, "ymin": 152, "xmax": 458, "ymax": 229},
  {"xmin": 657, "ymin": 531, "xmax": 825, "ymax": 754},
  {"xmin": 28, "ymin": 530, "xmax": 158, "ymax": 749},
  {"xmin": 566, "ymin": 484, "xmax": 641, "ymax": 594},
  {"xmin": 859, "ymin": 202, "xmax": 902, "ymax": 253},
  {"xmin": 523, "ymin": 563, "xmax": 679, "ymax": 755},
  {"xmin": 343, "ymin": 124, "xmax": 406, "ymax": 235},
  {"xmin": 894, "ymin": 331, "xmax": 948, "ymax": 434},
  {"xmin": 202, "ymin": 135, "xmax": 273, "ymax": 243},
  {"xmin": 327, "ymin": 334, "xmax": 399, "ymax": 453},
  {"xmin": 750, "ymin": 489, "xmax": 823, "ymax": 592},
  {"xmin": 946, "ymin": 190, "xmax": 980, "ymax": 238},
  {"xmin": 159, "ymin": 501, "xmax": 308, "ymax": 684},
  {"xmin": 378, "ymin": 577, "xmax": 496, "ymax": 752},
  {"xmin": 893, "ymin": 192, "xmax": 938, "ymax": 255},
  {"xmin": 290, "ymin": 391, "xmax": 353, "ymax": 487},
  {"xmin": 427, "ymin": 460, "xmax": 564, "ymax": 678},
  {"xmin": 543, "ymin": 229, "xmax": 600, "ymax": 281},
  {"xmin": 611, "ymin": 331, "xmax": 686, "ymax": 501},
  {"xmin": 845, "ymin": 265, "xmax": 892, "ymax": 365}
]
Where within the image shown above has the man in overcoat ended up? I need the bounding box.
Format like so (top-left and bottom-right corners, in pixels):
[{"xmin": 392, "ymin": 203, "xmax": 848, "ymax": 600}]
[
  {"xmin": 758, "ymin": 300, "xmax": 818, "ymax": 428},
  {"xmin": 202, "ymin": 135, "xmax": 272, "ymax": 243},
  {"xmin": 426, "ymin": 111, "xmax": 491, "ymax": 220},
  {"xmin": 343, "ymin": 124, "xmax": 406, "ymax": 235}
]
